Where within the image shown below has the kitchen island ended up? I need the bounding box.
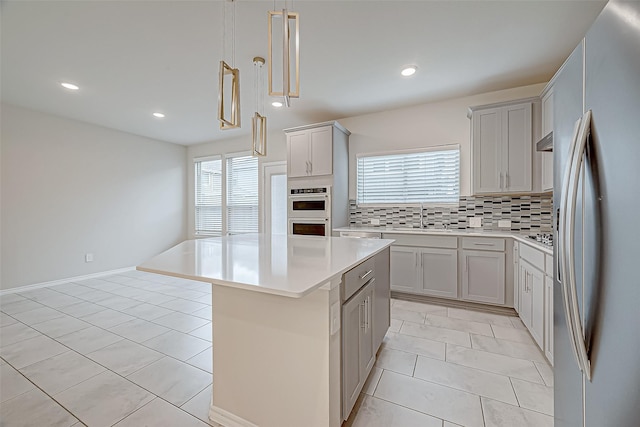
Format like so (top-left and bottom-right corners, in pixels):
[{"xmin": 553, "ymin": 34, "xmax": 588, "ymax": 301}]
[{"xmin": 137, "ymin": 233, "xmax": 393, "ymax": 427}]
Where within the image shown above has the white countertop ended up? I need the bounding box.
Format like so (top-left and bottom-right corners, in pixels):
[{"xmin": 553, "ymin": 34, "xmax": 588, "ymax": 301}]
[
  {"xmin": 334, "ymin": 226, "xmax": 553, "ymax": 255},
  {"xmin": 137, "ymin": 234, "xmax": 394, "ymax": 298}
]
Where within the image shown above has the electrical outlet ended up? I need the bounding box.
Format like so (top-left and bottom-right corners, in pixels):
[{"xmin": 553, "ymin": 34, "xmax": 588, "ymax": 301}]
[
  {"xmin": 469, "ymin": 217, "xmax": 482, "ymax": 228},
  {"xmin": 85, "ymin": 253, "xmax": 94, "ymax": 263},
  {"xmin": 370, "ymin": 218, "xmax": 380, "ymax": 226},
  {"xmin": 498, "ymin": 219, "xmax": 512, "ymax": 228}
]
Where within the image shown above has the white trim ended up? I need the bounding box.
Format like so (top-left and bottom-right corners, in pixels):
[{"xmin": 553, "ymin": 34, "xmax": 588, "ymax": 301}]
[
  {"xmin": 209, "ymin": 405, "xmax": 259, "ymax": 427},
  {"xmin": 193, "ymin": 154, "xmax": 222, "ymax": 163},
  {"xmin": 0, "ymin": 267, "xmax": 135, "ymax": 295},
  {"xmin": 355, "ymin": 144, "xmax": 460, "ymax": 159},
  {"xmin": 261, "ymin": 161, "xmax": 287, "ymax": 235}
]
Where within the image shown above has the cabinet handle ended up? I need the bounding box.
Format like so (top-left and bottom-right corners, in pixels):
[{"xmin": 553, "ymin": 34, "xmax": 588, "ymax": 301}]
[
  {"xmin": 365, "ymin": 297, "xmax": 369, "ymax": 330},
  {"xmin": 500, "ymin": 172, "xmax": 504, "ymax": 190},
  {"xmin": 309, "ymin": 161, "xmax": 312, "ymax": 174},
  {"xmin": 465, "ymin": 256, "xmax": 468, "ymax": 272},
  {"xmin": 305, "ymin": 161, "xmax": 310, "ymax": 175},
  {"xmin": 360, "ymin": 301, "xmax": 365, "ymax": 329},
  {"xmin": 506, "ymin": 173, "xmax": 509, "ymax": 188},
  {"xmin": 473, "ymin": 242, "xmax": 494, "ymax": 247},
  {"xmin": 359, "ymin": 270, "xmax": 373, "ymax": 281}
]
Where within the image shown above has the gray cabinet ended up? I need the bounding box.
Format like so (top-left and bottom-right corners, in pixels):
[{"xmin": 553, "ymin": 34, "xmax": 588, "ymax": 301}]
[
  {"xmin": 286, "ymin": 125, "xmax": 333, "ymax": 178},
  {"xmin": 540, "ymin": 87, "xmax": 554, "ymax": 192},
  {"xmin": 461, "ymin": 250, "xmax": 506, "ymax": 305},
  {"xmin": 470, "ymin": 99, "xmax": 533, "ymax": 194},
  {"xmin": 420, "ymin": 248, "xmax": 458, "ymax": 299},
  {"xmin": 519, "ymin": 258, "xmax": 544, "ymax": 348},
  {"xmin": 390, "ymin": 246, "xmax": 420, "ymax": 292},
  {"xmin": 373, "ymin": 248, "xmax": 390, "ymax": 351},
  {"xmin": 544, "ymin": 275, "xmax": 554, "ymax": 364},
  {"xmin": 341, "ymin": 280, "xmax": 374, "ymax": 419}
]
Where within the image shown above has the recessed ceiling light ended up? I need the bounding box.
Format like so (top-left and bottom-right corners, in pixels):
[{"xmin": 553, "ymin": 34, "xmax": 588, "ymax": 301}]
[
  {"xmin": 401, "ymin": 66, "xmax": 418, "ymax": 77},
  {"xmin": 60, "ymin": 82, "xmax": 79, "ymax": 90},
  {"xmin": 272, "ymin": 101, "xmax": 283, "ymax": 108},
  {"xmin": 152, "ymin": 112, "xmax": 165, "ymax": 118}
]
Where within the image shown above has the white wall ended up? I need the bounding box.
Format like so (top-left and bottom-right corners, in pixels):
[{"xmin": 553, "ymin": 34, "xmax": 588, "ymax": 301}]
[{"xmin": 1, "ymin": 104, "xmax": 188, "ymax": 290}]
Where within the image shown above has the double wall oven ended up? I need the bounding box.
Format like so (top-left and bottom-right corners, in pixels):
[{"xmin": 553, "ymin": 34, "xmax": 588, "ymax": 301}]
[{"xmin": 288, "ymin": 186, "xmax": 331, "ymax": 236}]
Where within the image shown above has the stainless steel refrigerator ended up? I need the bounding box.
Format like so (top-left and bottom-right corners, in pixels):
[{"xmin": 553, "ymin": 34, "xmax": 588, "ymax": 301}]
[{"xmin": 553, "ymin": 1, "xmax": 640, "ymax": 426}]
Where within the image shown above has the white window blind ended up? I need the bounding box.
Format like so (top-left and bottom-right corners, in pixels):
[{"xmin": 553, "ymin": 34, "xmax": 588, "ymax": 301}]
[
  {"xmin": 357, "ymin": 148, "xmax": 460, "ymax": 205},
  {"xmin": 226, "ymin": 155, "xmax": 259, "ymax": 234},
  {"xmin": 195, "ymin": 157, "xmax": 222, "ymax": 235}
]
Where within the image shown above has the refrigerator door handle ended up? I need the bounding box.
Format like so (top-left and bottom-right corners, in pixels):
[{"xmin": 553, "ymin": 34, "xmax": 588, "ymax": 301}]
[
  {"xmin": 559, "ymin": 117, "xmax": 583, "ymax": 372},
  {"xmin": 566, "ymin": 110, "xmax": 593, "ymax": 380}
]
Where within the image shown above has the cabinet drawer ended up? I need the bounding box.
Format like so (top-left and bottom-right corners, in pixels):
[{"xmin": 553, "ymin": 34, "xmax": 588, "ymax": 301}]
[
  {"xmin": 382, "ymin": 234, "xmax": 457, "ymax": 249},
  {"xmin": 343, "ymin": 257, "xmax": 375, "ymax": 301},
  {"xmin": 462, "ymin": 237, "xmax": 505, "ymax": 252},
  {"xmin": 520, "ymin": 243, "xmax": 545, "ymax": 271},
  {"xmin": 545, "ymin": 254, "xmax": 554, "ymax": 277}
]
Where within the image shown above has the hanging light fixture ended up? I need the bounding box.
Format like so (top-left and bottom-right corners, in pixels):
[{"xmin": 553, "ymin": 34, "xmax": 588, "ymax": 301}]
[
  {"xmin": 218, "ymin": 0, "xmax": 240, "ymax": 130},
  {"xmin": 252, "ymin": 57, "xmax": 267, "ymax": 156},
  {"xmin": 268, "ymin": 1, "xmax": 299, "ymax": 107}
]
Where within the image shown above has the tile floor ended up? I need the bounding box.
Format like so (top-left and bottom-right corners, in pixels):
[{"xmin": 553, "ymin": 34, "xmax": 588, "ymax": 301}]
[{"xmin": 0, "ymin": 271, "xmax": 554, "ymax": 427}]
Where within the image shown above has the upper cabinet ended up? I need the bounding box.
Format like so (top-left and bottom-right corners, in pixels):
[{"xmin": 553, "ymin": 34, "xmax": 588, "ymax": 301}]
[
  {"xmin": 285, "ymin": 122, "xmax": 350, "ymax": 178},
  {"xmin": 540, "ymin": 87, "xmax": 554, "ymax": 192},
  {"xmin": 469, "ymin": 98, "xmax": 536, "ymax": 195}
]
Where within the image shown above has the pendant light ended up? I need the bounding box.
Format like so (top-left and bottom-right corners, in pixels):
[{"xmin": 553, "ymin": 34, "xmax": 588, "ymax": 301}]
[
  {"xmin": 268, "ymin": 1, "xmax": 299, "ymax": 107},
  {"xmin": 252, "ymin": 57, "xmax": 267, "ymax": 156},
  {"xmin": 218, "ymin": 0, "xmax": 240, "ymax": 130}
]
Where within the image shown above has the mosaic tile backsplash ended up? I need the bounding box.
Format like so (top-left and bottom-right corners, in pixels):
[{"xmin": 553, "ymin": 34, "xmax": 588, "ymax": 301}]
[{"xmin": 349, "ymin": 194, "xmax": 553, "ymax": 233}]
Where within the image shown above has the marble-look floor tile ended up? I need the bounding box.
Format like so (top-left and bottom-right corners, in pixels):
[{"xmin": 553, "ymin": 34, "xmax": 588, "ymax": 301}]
[
  {"xmin": 0, "ymin": 293, "xmax": 27, "ymax": 305},
  {"xmin": 17, "ymin": 288, "xmax": 61, "ymax": 302},
  {"xmin": 127, "ymin": 357, "xmax": 211, "ymax": 406},
  {"xmin": 345, "ymin": 394, "xmax": 443, "ymax": 427},
  {"xmin": 0, "ymin": 363, "xmax": 35, "ymax": 402},
  {"xmin": 447, "ymin": 308, "xmax": 515, "ymax": 327},
  {"xmin": 57, "ymin": 326, "xmax": 124, "ymax": 354},
  {"xmin": 76, "ymin": 289, "xmax": 114, "ymax": 303},
  {"xmin": 19, "ymin": 351, "xmax": 106, "ymax": 395},
  {"xmin": 31, "ymin": 315, "xmax": 91, "ymax": 338},
  {"xmin": 57, "ymin": 301, "xmax": 107, "ymax": 318},
  {"xmin": 393, "ymin": 299, "xmax": 450, "ymax": 314},
  {"xmin": 11, "ymin": 306, "xmax": 66, "ymax": 326},
  {"xmin": 134, "ymin": 292, "xmax": 178, "ymax": 306},
  {"xmin": 446, "ymin": 345, "xmax": 544, "ymax": 384},
  {"xmin": 191, "ymin": 306, "xmax": 213, "ymax": 321},
  {"xmin": 114, "ymin": 398, "xmax": 209, "ymax": 427},
  {"xmin": 80, "ymin": 308, "xmax": 136, "ymax": 329},
  {"xmin": 511, "ymin": 378, "xmax": 554, "ymax": 416},
  {"xmin": 375, "ymin": 347, "xmax": 417, "ymax": 376},
  {"xmin": 152, "ymin": 311, "xmax": 209, "ymax": 333},
  {"xmin": 482, "ymin": 397, "xmax": 554, "ymax": 427},
  {"xmin": 510, "ymin": 316, "xmax": 528, "ymax": 330},
  {"xmin": 0, "ymin": 322, "xmax": 42, "ymax": 347},
  {"xmin": 424, "ymin": 313, "xmax": 494, "ymax": 337},
  {"xmin": 108, "ymin": 318, "xmax": 170, "ymax": 343},
  {"xmin": 470, "ymin": 335, "xmax": 547, "ymax": 363},
  {"xmin": 374, "ymin": 370, "xmax": 484, "ymax": 427},
  {"xmin": 0, "ymin": 312, "xmax": 18, "ymax": 327},
  {"xmin": 491, "ymin": 325, "xmax": 536, "ymax": 345},
  {"xmin": 142, "ymin": 330, "xmax": 210, "ymax": 361},
  {"xmin": 383, "ymin": 332, "xmax": 445, "ymax": 360},
  {"xmin": 390, "ymin": 306, "xmax": 426, "ymax": 323},
  {"xmin": 159, "ymin": 298, "xmax": 208, "ymax": 314},
  {"xmin": 0, "ymin": 335, "xmax": 68, "ymax": 369},
  {"xmin": 55, "ymin": 371, "xmax": 154, "ymax": 427},
  {"xmin": 188, "ymin": 323, "xmax": 212, "ymax": 341},
  {"xmin": 388, "ymin": 318, "xmax": 402, "ymax": 333},
  {"xmin": 535, "ymin": 361, "xmax": 554, "ymax": 387},
  {"xmin": 413, "ymin": 356, "xmax": 518, "ymax": 405},
  {"xmin": 0, "ymin": 388, "xmax": 79, "ymax": 427},
  {"xmin": 0, "ymin": 299, "xmax": 44, "ymax": 315},
  {"xmin": 362, "ymin": 367, "xmax": 383, "ymax": 395},
  {"xmin": 186, "ymin": 347, "xmax": 212, "ymax": 373},
  {"xmin": 122, "ymin": 303, "xmax": 174, "ymax": 321},
  {"xmin": 51, "ymin": 283, "xmax": 94, "ymax": 297},
  {"xmin": 94, "ymin": 295, "xmax": 141, "ymax": 311},
  {"xmin": 87, "ymin": 339, "xmax": 163, "ymax": 376},
  {"xmin": 400, "ymin": 321, "xmax": 471, "ymax": 347},
  {"xmin": 180, "ymin": 384, "xmax": 214, "ymax": 426},
  {"xmin": 38, "ymin": 293, "xmax": 83, "ymax": 309}
]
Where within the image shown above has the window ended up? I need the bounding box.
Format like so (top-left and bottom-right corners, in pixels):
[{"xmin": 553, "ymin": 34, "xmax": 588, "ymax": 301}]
[
  {"xmin": 226, "ymin": 155, "xmax": 259, "ymax": 234},
  {"xmin": 195, "ymin": 157, "xmax": 222, "ymax": 235},
  {"xmin": 356, "ymin": 147, "xmax": 460, "ymax": 205}
]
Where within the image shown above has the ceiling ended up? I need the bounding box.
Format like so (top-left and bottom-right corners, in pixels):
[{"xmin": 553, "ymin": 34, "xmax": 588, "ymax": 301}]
[{"xmin": 1, "ymin": 1, "xmax": 606, "ymax": 146}]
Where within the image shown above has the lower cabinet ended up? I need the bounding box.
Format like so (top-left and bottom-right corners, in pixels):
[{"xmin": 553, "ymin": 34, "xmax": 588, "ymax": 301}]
[
  {"xmin": 420, "ymin": 249, "xmax": 458, "ymax": 298},
  {"xmin": 461, "ymin": 250, "xmax": 505, "ymax": 305},
  {"xmin": 519, "ymin": 259, "xmax": 544, "ymax": 348},
  {"xmin": 342, "ymin": 280, "xmax": 375, "ymax": 419},
  {"xmin": 390, "ymin": 246, "xmax": 420, "ymax": 292},
  {"xmin": 373, "ymin": 248, "xmax": 391, "ymax": 351},
  {"xmin": 544, "ymin": 275, "xmax": 554, "ymax": 364}
]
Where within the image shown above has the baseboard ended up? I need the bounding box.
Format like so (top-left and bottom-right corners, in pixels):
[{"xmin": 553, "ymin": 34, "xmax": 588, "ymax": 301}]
[
  {"xmin": 391, "ymin": 291, "xmax": 517, "ymax": 316},
  {"xmin": 0, "ymin": 266, "xmax": 135, "ymax": 295},
  {"xmin": 209, "ymin": 405, "xmax": 259, "ymax": 427}
]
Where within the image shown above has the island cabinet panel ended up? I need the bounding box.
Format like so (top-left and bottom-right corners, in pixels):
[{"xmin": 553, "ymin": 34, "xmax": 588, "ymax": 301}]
[
  {"xmin": 420, "ymin": 248, "xmax": 458, "ymax": 299},
  {"xmin": 373, "ymin": 248, "xmax": 391, "ymax": 351},
  {"xmin": 461, "ymin": 250, "xmax": 506, "ymax": 305}
]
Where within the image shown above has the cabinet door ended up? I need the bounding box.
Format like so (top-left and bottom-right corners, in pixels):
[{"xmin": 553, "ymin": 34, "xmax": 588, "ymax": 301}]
[
  {"xmin": 472, "ymin": 108, "xmax": 502, "ymax": 193},
  {"xmin": 462, "ymin": 250, "xmax": 505, "ymax": 304},
  {"xmin": 359, "ymin": 284, "xmax": 375, "ymax": 382},
  {"xmin": 530, "ymin": 266, "xmax": 544, "ymax": 349},
  {"xmin": 309, "ymin": 126, "xmax": 332, "ymax": 176},
  {"xmin": 519, "ymin": 263, "xmax": 533, "ymax": 329},
  {"xmin": 287, "ymin": 131, "xmax": 309, "ymax": 178},
  {"xmin": 544, "ymin": 275, "xmax": 554, "ymax": 365},
  {"xmin": 390, "ymin": 246, "xmax": 419, "ymax": 292},
  {"xmin": 513, "ymin": 243, "xmax": 520, "ymax": 313},
  {"xmin": 420, "ymin": 248, "xmax": 458, "ymax": 298},
  {"xmin": 342, "ymin": 288, "xmax": 364, "ymax": 419},
  {"xmin": 503, "ymin": 103, "xmax": 532, "ymax": 192},
  {"xmin": 541, "ymin": 90, "xmax": 554, "ymax": 192},
  {"xmin": 373, "ymin": 248, "xmax": 390, "ymax": 352}
]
